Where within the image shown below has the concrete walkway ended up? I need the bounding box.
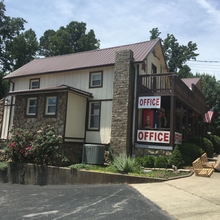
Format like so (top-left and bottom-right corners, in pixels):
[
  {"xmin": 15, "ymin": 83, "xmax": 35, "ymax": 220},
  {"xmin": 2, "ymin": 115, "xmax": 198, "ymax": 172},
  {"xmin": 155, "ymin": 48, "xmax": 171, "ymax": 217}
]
[{"xmin": 132, "ymin": 157, "xmax": 220, "ymax": 220}]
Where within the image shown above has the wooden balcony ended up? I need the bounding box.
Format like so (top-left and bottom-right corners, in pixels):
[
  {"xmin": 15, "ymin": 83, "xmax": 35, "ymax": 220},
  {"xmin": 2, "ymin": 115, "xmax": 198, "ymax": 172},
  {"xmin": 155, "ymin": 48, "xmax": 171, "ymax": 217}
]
[{"xmin": 137, "ymin": 73, "xmax": 207, "ymax": 115}]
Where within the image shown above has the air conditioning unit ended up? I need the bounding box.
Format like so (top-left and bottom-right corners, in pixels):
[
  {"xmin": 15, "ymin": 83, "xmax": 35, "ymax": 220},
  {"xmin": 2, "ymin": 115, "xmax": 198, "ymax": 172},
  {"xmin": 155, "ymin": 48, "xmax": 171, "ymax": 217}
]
[{"xmin": 82, "ymin": 144, "xmax": 105, "ymax": 165}]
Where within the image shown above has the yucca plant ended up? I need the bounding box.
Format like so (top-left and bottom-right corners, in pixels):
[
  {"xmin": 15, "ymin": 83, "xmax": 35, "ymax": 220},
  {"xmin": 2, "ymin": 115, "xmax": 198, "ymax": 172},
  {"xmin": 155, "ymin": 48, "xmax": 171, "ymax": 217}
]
[{"xmin": 112, "ymin": 154, "xmax": 142, "ymax": 174}]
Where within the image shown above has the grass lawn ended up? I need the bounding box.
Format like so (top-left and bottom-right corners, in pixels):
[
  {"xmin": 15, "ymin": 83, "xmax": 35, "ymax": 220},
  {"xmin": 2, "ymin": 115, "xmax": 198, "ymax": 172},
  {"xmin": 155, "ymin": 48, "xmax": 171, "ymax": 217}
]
[{"xmin": 69, "ymin": 163, "xmax": 191, "ymax": 179}]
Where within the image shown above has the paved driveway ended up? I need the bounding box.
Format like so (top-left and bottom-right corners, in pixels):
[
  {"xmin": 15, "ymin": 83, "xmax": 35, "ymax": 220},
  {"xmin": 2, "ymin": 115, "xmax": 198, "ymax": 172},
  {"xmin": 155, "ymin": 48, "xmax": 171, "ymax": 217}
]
[
  {"xmin": 0, "ymin": 184, "xmax": 174, "ymax": 220},
  {"xmin": 132, "ymin": 171, "xmax": 220, "ymax": 220}
]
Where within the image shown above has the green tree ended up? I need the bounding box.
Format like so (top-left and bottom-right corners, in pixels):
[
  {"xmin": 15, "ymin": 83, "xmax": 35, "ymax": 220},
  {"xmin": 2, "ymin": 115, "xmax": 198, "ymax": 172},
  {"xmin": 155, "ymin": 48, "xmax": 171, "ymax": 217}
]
[
  {"xmin": 149, "ymin": 28, "xmax": 199, "ymax": 78},
  {"xmin": 0, "ymin": 1, "xmax": 26, "ymax": 72},
  {"xmin": 39, "ymin": 21, "xmax": 100, "ymax": 57},
  {"xmin": 150, "ymin": 27, "xmax": 161, "ymax": 40},
  {"xmin": 0, "ymin": 71, "xmax": 8, "ymax": 99},
  {"xmin": 196, "ymin": 73, "xmax": 220, "ymax": 135},
  {"xmin": 6, "ymin": 28, "xmax": 39, "ymax": 70},
  {"xmin": 0, "ymin": 1, "xmax": 26, "ymax": 98}
]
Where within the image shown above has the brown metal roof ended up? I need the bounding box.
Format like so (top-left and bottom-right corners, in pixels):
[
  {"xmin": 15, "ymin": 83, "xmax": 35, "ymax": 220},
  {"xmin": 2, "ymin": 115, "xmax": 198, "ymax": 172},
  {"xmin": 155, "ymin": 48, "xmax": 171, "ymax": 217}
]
[
  {"xmin": 4, "ymin": 39, "xmax": 160, "ymax": 79},
  {"xmin": 8, "ymin": 84, "xmax": 93, "ymax": 98},
  {"xmin": 182, "ymin": 78, "xmax": 201, "ymax": 89}
]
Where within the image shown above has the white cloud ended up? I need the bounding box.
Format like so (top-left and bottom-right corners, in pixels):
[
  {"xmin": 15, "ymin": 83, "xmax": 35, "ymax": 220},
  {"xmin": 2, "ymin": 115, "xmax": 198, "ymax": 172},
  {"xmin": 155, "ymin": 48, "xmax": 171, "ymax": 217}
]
[{"xmin": 3, "ymin": 0, "xmax": 220, "ymax": 79}]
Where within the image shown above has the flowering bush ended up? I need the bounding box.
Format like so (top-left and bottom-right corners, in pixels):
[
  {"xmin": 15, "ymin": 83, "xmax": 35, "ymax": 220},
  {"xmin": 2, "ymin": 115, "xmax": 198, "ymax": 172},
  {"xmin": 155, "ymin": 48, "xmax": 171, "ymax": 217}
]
[{"xmin": 6, "ymin": 125, "xmax": 62, "ymax": 165}]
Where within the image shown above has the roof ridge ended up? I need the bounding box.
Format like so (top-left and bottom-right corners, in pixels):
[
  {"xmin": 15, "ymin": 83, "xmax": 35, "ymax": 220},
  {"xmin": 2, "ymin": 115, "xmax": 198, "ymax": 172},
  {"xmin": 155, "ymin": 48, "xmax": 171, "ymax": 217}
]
[{"xmin": 34, "ymin": 38, "xmax": 160, "ymax": 61}]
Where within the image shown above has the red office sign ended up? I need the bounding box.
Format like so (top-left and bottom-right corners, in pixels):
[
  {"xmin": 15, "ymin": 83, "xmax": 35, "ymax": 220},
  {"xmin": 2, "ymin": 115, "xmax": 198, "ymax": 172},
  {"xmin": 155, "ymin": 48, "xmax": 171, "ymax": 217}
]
[
  {"xmin": 137, "ymin": 130, "xmax": 170, "ymax": 144},
  {"xmin": 138, "ymin": 96, "xmax": 161, "ymax": 109}
]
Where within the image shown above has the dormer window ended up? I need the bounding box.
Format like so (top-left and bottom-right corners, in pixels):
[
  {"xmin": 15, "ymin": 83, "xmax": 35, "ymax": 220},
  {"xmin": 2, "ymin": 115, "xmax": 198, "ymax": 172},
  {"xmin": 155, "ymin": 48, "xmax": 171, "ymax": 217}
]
[{"xmin": 30, "ymin": 79, "xmax": 40, "ymax": 89}]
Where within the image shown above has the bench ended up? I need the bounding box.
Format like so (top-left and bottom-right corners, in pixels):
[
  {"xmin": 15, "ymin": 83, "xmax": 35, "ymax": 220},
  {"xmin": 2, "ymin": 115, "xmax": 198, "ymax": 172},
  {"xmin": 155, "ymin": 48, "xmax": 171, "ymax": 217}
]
[
  {"xmin": 200, "ymin": 153, "xmax": 217, "ymax": 168},
  {"xmin": 192, "ymin": 158, "xmax": 214, "ymax": 177}
]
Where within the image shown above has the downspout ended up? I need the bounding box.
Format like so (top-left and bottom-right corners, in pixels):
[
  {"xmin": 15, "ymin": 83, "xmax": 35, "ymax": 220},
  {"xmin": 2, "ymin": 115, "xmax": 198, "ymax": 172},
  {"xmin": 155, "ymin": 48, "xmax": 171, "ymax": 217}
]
[
  {"xmin": 131, "ymin": 64, "xmax": 139, "ymax": 157},
  {"xmin": 7, "ymin": 80, "xmax": 14, "ymax": 138}
]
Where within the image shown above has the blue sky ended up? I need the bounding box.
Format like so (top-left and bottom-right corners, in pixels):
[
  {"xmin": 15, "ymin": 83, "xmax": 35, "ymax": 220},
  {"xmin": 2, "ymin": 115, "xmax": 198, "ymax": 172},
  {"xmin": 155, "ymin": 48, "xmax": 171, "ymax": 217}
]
[{"xmin": 4, "ymin": 0, "xmax": 220, "ymax": 79}]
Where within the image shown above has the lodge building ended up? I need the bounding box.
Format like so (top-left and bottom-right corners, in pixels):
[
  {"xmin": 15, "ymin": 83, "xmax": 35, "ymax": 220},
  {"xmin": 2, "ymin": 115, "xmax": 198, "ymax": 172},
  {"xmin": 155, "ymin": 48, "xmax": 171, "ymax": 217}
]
[{"xmin": 0, "ymin": 39, "xmax": 207, "ymax": 162}]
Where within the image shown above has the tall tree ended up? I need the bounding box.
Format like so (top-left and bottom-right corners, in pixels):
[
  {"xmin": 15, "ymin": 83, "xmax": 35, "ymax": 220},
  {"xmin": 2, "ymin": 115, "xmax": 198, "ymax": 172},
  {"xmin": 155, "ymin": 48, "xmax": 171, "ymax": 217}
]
[
  {"xmin": 149, "ymin": 28, "xmax": 198, "ymax": 78},
  {"xmin": 149, "ymin": 28, "xmax": 161, "ymax": 40},
  {"xmin": 0, "ymin": 1, "xmax": 27, "ymax": 98},
  {"xmin": 196, "ymin": 73, "xmax": 220, "ymax": 135},
  {"xmin": 0, "ymin": 1, "xmax": 26, "ymax": 72},
  {"xmin": 6, "ymin": 28, "xmax": 39, "ymax": 70},
  {"xmin": 39, "ymin": 21, "xmax": 100, "ymax": 57}
]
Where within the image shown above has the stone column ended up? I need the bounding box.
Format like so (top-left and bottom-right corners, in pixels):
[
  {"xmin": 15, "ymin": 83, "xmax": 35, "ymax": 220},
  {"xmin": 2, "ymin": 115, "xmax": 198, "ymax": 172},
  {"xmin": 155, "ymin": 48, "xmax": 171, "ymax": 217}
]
[{"xmin": 110, "ymin": 50, "xmax": 134, "ymax": 156}]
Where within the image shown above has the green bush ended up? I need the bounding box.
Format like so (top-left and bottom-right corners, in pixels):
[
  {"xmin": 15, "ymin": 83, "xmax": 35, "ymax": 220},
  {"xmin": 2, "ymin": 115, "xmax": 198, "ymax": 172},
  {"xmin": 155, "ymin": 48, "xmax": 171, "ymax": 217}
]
[
  {"xmin": 179, "ymin": 143, "xmax": 203, "ymax": 166},
  {"xmin": 154, "ymin": 156, "xmax": 168, "ymax": 168},
  {"xmin": 135, "ymin": 156, "xmax": 155, "ymax": 168},
  {"xmin": 143, "ymin": 156, "xmax": 155, "ymax": 168},
  {"xmin": 188, "ymin": 136, "xmax": 214, "ymax": 157},
  {"xmin": 6, "ymin": 125, "xmax": 63, "ymax": 165},
  {"xmin": 112, "ymin": 154, "xmax": 142, "ymax": 174},
  {"xmin": 210, "ymin": 135, "xmax": 220, "ymax": 154},
  {"xmin": 135, "ymin": 156, "xmax": 144, "ymax": 166},
  {"xmin": 0, "ymin": 162, "xmax": 7, "ymax": 170},
  {"xmin": 169, "ymin": 145, "xmax": 184, "ymax": 168}
]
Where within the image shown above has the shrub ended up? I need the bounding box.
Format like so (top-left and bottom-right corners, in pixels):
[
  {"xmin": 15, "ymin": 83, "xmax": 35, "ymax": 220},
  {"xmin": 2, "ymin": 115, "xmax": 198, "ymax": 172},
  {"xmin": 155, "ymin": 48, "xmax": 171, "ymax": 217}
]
[
  {"xmin": 135, "ymin": 156, "xmax": 144, "ymax": 166},
  {"xmin": 154, "ymin": 156, "xmax": 168, "ymax": 168},
  {"xmin": 179, "ymin": 143, "xmax": 203, "ymax": 166},
  {"xmin": 0, "ymin": 162, "xmax": 7, "ymax": 171},
  {"xmin": 112, "ymin": 154, "xmax": 142, "ymax": 174},
  {"xmin": 210, "ymin": 135, "xmax": 220, "ymax": 154},
  {"xmin": 135, "ymin": 156, "xmax": 155, "ymax": 168},
  {"xmin": 143, "ymin": 156, "xmax": 155, "ymax": 168},
  {"xmin": 6, "ymin": 125, "xmax": 63, "ymax": 165},
  {"xmin": 31, "ymin": 125, "xmax": 62, "ymax": 165},
  {"xmin": 188, "ymin": 136, "xmax": 214, "ymax": 157},
  {"xmin": 5, "ymin": 127, "xmax": 36, "ymax": 163},
  {"xmin": 169, "ymin": 145, "xmax": 184, "ymax": 168}
]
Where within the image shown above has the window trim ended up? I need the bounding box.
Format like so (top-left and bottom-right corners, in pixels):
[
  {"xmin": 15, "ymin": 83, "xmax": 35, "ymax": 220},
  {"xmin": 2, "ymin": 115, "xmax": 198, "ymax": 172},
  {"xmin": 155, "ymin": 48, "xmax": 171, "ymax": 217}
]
[
  {"xmin": 29, "ymin": 78, "xmax": 40, "ymax": 89},
  {"xmin": 89, "ymin": 71, "xmax": 103, "ymax": 88},
  {"xmin": 44, "ymin": 95, "xmax": 57, "ymax": 117},
  {"xmin": 88, "ymin": 101, "xmax": 101, "ymax": 131},
  {"xmin": 25, "ymin": 97, "xmax": 38, "ymax": 117}
]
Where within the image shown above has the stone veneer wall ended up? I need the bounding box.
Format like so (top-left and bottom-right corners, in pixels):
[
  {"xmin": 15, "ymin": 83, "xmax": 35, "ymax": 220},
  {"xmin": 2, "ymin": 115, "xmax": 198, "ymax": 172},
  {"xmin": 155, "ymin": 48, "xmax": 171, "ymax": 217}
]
[
  {"xmin": 12, "ymin": 93, "xmax": 85, "ymax": 164},
  {"xmin": 134, "ymin": 148, "xmax": 172, "ymax": 157},
  {"xmin": 13, "ymin": 92, "xmax": 67, "ymax": 135},
  {"xmin": 110, "ymin": 50, "xmax": 134, "ymax": 156}
]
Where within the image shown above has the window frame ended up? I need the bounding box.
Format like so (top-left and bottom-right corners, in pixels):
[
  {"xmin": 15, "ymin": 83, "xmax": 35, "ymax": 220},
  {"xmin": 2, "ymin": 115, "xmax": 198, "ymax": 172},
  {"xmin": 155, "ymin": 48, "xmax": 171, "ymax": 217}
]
[
  {"xmin": 89, "ymin": 71, "xmax": 103, "ymax": 88},
  {"xmin": 29, "ymin": 78, "xmax": 40, "ymax": 89},
  {"xmin": 44, "ymin": 95, "xmax": 57, "ymax": 117},
  {"xmin": 26, "ymin": 97, "xmax": 38, "ymax": 117},
  {"xmin": 88, "ymin": 101, "xmax": 101, "ymax": 131}
]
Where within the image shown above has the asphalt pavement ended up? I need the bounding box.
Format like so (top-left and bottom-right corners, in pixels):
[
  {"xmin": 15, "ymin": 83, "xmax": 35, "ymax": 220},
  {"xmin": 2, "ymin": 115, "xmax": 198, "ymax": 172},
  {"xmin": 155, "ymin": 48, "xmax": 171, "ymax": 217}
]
[{"xmin": 0, "ymin": 184, "xmax": 175, "ymax": 220}]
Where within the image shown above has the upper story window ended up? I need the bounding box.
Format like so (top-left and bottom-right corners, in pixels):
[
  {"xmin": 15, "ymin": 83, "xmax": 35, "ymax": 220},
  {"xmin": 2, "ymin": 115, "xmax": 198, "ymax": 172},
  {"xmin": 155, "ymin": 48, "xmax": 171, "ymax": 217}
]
[
  {"xmin": 45, "ymin": 96, "xmax": 57, "ymax": 116},
  {"xmin": 89, "ymin": 71, "xmax": 103, "ymax": 88},
  {"xmin": 26, "ymin": 97, "xmax": 38, "ymax": 116},
  {"xmin": 88, "ymin": 101, "xmax": 101, "ymax": 130},
  {"xmin": 30, "ymin": 79, "xmax": 40, "ymax": 89},
  {"xmin": 151, "ymin": 64, "xmax": 157, "ymax": 74}
]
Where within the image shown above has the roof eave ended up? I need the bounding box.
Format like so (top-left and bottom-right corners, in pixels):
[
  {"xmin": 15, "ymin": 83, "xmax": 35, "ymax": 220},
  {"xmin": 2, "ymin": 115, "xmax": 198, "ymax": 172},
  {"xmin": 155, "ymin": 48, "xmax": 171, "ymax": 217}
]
[
  {"xmin": 7, "ymin": 86, "xmax": 93, "ymax": 99},
  {"xmin": 3, "ymin": 63, "xmax": 115, "ymax": 80}
]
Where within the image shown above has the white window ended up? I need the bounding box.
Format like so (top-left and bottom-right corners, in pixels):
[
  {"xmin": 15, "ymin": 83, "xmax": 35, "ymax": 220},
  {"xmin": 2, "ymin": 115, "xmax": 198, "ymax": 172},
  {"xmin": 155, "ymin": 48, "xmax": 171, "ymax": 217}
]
[
  {"xmin": 30, "ymin": 79, "xmax": 40, "ymax": 89},
  {"xmin": 90, "ymin": 71, "xmax": 102, "ymax": 88},
  {"xmin": 45, "ymin": 96, "xmax": 57, "ymax": 115},
  {"xmin": 88, "ymin": 102, "xmax": 100, "ymax": 130},
  {"xmin": 27, "ymin": 97, "xmax": 37, "ymax": 115}
]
